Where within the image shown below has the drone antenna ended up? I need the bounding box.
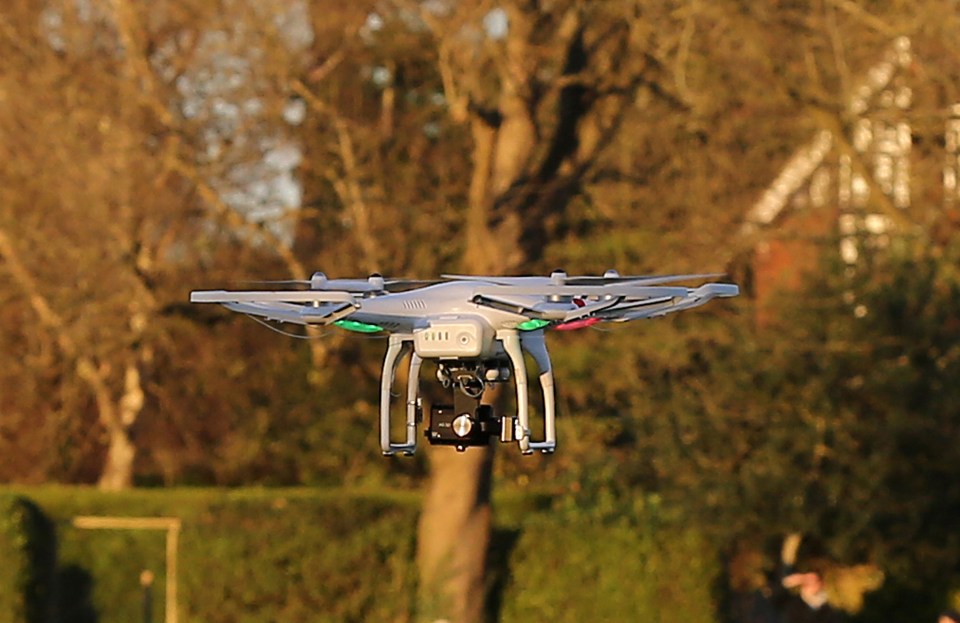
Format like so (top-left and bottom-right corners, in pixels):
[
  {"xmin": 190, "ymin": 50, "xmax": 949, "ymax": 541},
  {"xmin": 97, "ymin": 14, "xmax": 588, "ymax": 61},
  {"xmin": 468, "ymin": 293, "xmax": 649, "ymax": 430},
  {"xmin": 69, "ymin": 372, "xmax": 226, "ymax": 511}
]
[{"xmin": 245, "ymin": 315, "xmax": 329, "ymax": 340}]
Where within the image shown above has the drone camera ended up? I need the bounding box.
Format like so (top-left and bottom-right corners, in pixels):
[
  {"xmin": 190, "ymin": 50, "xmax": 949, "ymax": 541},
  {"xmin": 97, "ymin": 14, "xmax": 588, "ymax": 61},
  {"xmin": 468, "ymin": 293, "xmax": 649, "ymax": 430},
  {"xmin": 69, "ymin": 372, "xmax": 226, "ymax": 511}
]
[{"xmin": 426, "ymin": 404, "xmax": 500, "ymax": 451}]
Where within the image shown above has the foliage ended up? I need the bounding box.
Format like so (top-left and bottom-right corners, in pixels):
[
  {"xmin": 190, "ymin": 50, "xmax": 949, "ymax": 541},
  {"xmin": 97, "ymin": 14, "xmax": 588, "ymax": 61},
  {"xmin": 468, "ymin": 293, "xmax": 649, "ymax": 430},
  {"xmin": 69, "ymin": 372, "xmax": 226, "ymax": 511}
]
[
  {"xmin": 0, "ymin": 0, "xmax": 957, "ymax": 491},
  {"xmin": 602, "ymin": 241, "xmax": 960, "ymax": 618},
  {"xmin": 748, "ymin": 241, "xmax": 960, "ymax": 579},
  {"xmin": 0, "ymin": 495, "xmax": 56, "ymax": 623},
  {"xmin": 0, "ymin": 486, "xmax": 720, "ymax": 623},
  {"xmin": 11, "ymin": 487, "xmax": 420, "ymax": 623},
  {"xmin": 2, "ymin": 1, "xmax": 960, "ymax": 620},
  {"xmin": 499, "ymin": 492, "xmax": 718, "ymax": 623},
  {"xmin": 494, "ymin": 239, "xmax": 960, "ymax": 619}
]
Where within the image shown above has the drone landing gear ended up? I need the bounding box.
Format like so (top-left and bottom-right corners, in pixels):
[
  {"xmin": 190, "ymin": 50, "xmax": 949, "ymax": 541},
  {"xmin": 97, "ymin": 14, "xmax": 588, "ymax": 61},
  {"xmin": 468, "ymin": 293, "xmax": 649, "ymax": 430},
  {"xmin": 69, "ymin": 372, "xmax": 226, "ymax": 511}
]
[{"xmin": 379, "ymin": 330, "xmax": 557, "ymax": 456}]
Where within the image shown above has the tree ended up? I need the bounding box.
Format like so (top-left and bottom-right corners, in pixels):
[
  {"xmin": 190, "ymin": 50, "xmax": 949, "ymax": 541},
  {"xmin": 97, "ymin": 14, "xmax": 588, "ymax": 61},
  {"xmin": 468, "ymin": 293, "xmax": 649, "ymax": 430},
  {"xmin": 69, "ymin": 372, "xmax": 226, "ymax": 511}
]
[
  {"xmin": 287, "ymin": 1, "xmax": 699, "ymax": 619},
  {"xmin": 4, "ymin": 0, "xmax": 959, "ymax": 618},
  {"xmin": 0, "ymin": 0, "xmax": 164, "ymax": 488},
  {"xmin": 0, "ymin": 0, "xmax": 312, "ymax": 487}
]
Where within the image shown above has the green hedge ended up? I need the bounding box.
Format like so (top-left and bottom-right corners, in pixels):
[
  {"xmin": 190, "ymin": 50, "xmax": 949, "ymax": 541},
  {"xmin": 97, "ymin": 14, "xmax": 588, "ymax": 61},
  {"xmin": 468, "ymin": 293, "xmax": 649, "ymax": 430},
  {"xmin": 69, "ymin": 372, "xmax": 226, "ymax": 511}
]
[
  {"xmin": 498, "ymin": 496, "xmax": 718, "ymax": 623},
  {"xmin": 0, "ymin": 487, "xmax": 719, "ymax": 623},
  {"xmin": 0, "ymin": 495, "xmax": 56, "ymax": 623},
  {"xmin": 19, "ymin": 487, "xmax": 420, "ymax": 623}
]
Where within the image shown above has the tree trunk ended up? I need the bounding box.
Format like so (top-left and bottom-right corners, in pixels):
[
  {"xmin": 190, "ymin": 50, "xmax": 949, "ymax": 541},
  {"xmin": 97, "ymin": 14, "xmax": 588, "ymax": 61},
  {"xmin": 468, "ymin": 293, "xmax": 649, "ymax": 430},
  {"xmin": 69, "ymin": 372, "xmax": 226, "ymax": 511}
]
[
  {"xmin": 98, "ymin": 363, "xmax": 144, "ymax": 490},
  {"xmin": 77, "ymin": 360, "xmax": 143, "ymax": 491},
  {"xmin": 416, "ymin": 82, "xmax": 535, "ymax": 623},
  {"xmin": 415, "ymin": 8, "xmax": 543, "ymax": 616},
  {"xmin": 416, "ymin": 445, "xmax": 494, "ymax": 623},
  {"xmin": 98, "ymin": 426, "xmax": 137, "ymax": 490},
  {"xmin": 0, "ymin": 228, "xmax": 143, "ymax": 489}
]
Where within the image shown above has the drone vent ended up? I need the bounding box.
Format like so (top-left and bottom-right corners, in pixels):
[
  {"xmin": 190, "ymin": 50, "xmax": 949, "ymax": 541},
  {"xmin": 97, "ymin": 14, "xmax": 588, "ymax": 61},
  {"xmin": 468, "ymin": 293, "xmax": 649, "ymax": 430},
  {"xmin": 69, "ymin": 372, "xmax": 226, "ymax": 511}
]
[{"xmin": 402, "ymin": 299, "xmax": 427, "ymax": 310}]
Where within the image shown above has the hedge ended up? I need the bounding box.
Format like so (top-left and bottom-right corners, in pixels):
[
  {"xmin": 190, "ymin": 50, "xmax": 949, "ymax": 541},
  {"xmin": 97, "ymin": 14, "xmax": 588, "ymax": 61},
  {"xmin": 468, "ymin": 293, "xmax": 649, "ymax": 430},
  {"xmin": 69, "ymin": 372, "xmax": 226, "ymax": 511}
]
[
  {"xmin": 0, "ymin": 494, "xmax": 56, "ymax": 623},
  {"xmin": 0, "ymin": 487, "xmax": 718, "ymax": 623},
  {"xmin": 497, "ymin": 496, "xmax": 718, "ymax": 623}
]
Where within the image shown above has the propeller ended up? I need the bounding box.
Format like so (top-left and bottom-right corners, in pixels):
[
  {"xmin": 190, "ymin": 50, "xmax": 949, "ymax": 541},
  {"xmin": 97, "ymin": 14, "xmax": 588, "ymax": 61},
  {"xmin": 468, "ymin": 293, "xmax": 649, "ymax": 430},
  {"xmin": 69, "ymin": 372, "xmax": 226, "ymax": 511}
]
[
  {"xmin": 243, "ymin": 272, "xmax": 440, "ymax": 293},
  {"xmin": 443, "ymin": 269, "xmax": 727, "ymax": 287},
  {"xmin": 571, "ymin": 273, "xmax": 727, "ymax": 286}
]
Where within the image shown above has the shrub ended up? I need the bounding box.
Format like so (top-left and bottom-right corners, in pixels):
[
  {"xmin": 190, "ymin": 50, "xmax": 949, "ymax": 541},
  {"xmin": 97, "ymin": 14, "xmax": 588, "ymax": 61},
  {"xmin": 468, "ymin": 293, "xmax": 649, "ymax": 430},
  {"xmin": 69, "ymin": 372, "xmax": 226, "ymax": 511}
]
[
  {"xmin": 17, "ymin": 487, "xmax": 419, "ymax": 623},
  {"xmin": 2, "ymin": 487, "xmax": 719, "ymax": 623},
  {"xmin": 498, "ymin": 495, "xmax": 719, "ymax": 623},
  {"xmin": 0, "ymin": 495, "xmax": 56, "ymax": 623}
]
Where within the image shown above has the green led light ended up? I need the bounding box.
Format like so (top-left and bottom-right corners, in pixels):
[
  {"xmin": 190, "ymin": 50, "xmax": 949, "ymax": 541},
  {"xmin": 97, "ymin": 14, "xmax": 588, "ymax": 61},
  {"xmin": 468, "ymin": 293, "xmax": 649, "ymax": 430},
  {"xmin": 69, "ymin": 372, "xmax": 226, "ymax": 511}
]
[
  {"xmin": 517, "ymin": 319, "xmax": 551, "ymax": 331},
  {"xmin": 333, "ymin": 319, "xmax": 384, "ymax": 333}
]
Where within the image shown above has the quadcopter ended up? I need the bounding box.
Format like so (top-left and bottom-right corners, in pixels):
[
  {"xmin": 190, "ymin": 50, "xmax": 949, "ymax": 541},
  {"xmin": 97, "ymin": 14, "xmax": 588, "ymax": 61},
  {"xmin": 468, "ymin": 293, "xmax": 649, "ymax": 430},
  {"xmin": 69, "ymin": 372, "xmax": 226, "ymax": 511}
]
[{"xmin": 191, "ymin": 270, "xmax": 738, "ymax": 455}]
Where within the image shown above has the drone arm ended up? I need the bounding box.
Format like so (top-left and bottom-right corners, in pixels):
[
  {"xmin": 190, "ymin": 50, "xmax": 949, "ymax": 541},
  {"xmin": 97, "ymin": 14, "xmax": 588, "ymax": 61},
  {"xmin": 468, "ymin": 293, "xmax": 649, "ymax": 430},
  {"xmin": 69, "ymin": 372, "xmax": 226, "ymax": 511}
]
[
  {"xmin": 300, "ymin": 302, "xmax": 361, "ymax": 324},
  {"xmin": 520, "ymin": 331, "xmax": 557, "ymax": 453},
  {"xmin": 558, "ymin": 297, "xmax": 623, "ymax": 323},
  {"xmin": 380, "ymin": 334, "xmax": 415, "ymax": 455},
  {"xmin": 611, "ymin": 283, "xmax": 740, "ymax": 321},
  {"xmin": 214, "ymin": 300, "xmax": 359, "ymax": 326}
]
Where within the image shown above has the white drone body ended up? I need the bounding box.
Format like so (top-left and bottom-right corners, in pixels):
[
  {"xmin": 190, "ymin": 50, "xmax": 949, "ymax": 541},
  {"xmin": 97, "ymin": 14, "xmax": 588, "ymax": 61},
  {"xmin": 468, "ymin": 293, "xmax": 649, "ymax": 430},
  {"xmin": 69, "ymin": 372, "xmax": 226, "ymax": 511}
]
[{"xmin": 190, "ymin": 270, "xmax": 738, "ymax": 455}]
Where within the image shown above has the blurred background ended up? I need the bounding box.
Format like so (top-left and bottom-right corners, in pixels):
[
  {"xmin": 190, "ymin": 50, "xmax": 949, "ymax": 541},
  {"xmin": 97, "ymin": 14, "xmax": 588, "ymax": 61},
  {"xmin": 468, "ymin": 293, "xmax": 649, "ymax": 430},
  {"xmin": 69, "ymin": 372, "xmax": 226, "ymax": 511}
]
[{"xmin": 1, "ymin": 1, "xmax": 959, "ymax": 622}]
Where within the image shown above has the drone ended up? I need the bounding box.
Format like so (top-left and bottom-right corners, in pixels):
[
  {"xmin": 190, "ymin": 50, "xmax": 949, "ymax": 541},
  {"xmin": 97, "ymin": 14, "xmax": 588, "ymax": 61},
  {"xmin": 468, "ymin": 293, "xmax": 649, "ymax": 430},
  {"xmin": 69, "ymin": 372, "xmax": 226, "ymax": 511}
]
[{"xmin": 191, "ymin": 270, "xmax": 738, "ymax": 456}]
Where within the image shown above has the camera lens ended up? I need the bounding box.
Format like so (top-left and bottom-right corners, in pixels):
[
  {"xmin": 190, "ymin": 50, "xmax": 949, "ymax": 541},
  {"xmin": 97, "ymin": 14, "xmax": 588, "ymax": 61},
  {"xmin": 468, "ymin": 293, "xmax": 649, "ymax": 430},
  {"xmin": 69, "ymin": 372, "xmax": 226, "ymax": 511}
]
[{"xmin": 452, "ymin": 414, "xmax": 473, "ymax": 437}]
